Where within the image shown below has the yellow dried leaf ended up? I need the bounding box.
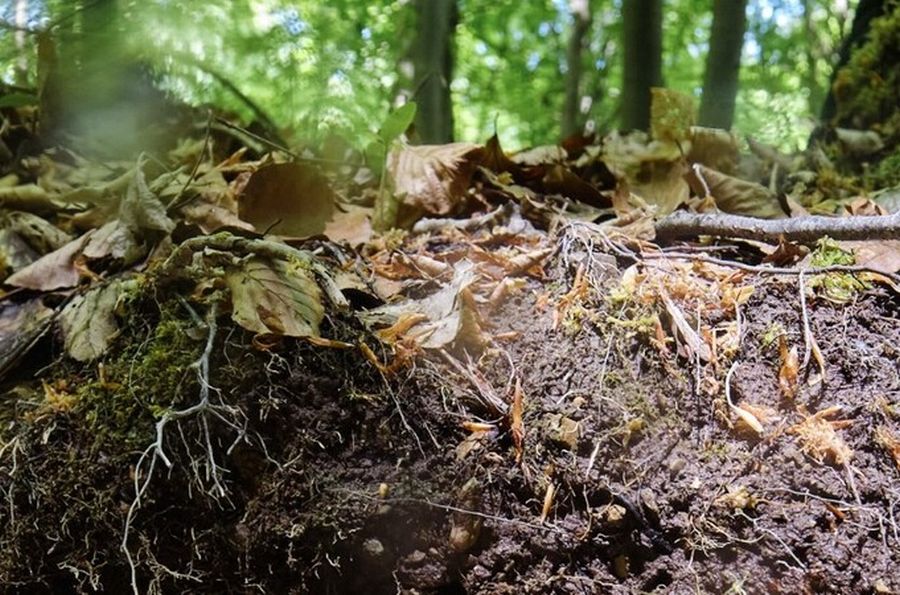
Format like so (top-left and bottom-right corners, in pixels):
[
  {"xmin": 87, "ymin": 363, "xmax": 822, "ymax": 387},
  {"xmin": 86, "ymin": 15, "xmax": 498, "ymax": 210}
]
[
  {"xmin": 732, "ymin": 403, "xmax": 765, "ymax": 436},
  {"xmin": 510, "ymin": 379, "xmax": 525, "ymax": 463},
  {"xmin": 540, "ymin": 482, "xmax": 556, "ymax": 523},
  {"xmin": 778, "ymin": 335, "xmax": 799, "ymax": 399}
]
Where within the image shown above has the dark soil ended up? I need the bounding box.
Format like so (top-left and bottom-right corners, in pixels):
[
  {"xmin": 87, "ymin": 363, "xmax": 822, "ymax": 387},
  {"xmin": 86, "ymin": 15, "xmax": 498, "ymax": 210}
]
[{"xmin": 1, "ymin": 237, "xmax": 899, "ymax": 594}]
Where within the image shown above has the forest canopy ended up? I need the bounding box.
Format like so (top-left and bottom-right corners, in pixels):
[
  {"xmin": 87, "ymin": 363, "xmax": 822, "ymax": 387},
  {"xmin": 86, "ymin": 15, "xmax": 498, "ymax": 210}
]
[{"xmin": 0, "ymin": 0, "xmax": 858, "ymax": 149}]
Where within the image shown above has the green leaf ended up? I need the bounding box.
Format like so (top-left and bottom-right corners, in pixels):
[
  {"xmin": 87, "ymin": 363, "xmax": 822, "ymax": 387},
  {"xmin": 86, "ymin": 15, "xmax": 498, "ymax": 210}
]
[
  {"xmin": 378, "ymin": 102, "xmax": 417, "ymax": 145},
  {"xmin": 0, "ymin": 93, "xmax": 38, "ymax": 109},
  {"xmin": 365, "ymin": 140, "xmax": 387, "ymax": 175}
]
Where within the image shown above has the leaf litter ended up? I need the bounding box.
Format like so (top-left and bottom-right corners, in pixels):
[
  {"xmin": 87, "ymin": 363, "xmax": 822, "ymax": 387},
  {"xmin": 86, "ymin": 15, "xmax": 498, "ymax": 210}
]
[{"xmin": 0, "ymin": 89, "xmax": 898, "ymax": 594}]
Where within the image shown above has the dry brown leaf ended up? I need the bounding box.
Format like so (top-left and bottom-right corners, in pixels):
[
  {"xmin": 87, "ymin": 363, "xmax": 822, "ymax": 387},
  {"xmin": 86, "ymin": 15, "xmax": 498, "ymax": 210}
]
[
  {"xmin": 511, "ymin": 379, "xmax": 525, "ymax": 463},
  {"xmin": 632, "ymin": 159, "xmax": 690, "ymax": 215},
  {"xmin": 182, "ymin": 202, "xmax": 255, "ymax": 234},
  {"xmin": 388, "ymin": 142, "xmax": 483, "ymax": 227},
  {"xmin": 843, "ymin": 197, "xmax": 890, "ymax": 217},
  {"xmin": 688, "ymin": 126, "xmax": 739, "ymax": 174},
  {"xmin": 481, "ymin": 132, "xmax": 520, "ymax": 174},
  {"xmin": 505, "ymin": 247, "xmax": 554, "ymax": 276},
  {"xmin": 540, "ymin": 482, "xmax": 556, "ymax": 523},
  {"xmin": 732, "ymin": 403, "xmax": 765, "ymax": 435},
  {"xmin": 689, "ymin": 164, "xmax": 787, "ymax": 219},
  {"xmin": 778, "ymin": 335, "xmax": 799, "ymax": 399},
  {"xmin": 511, "ymin": 145, "xmax": 567, "ymax": 166},
  {"xmin": 0, "ymin": 298, "xmax": 54, "ymax": 379},
  {"xmin": 661, "ymin": 292, "xmax": 711, "ymax": 362},
  {"xmin": 840, "ymin": 240, "xmax": 900, "ymax": 274},
  {"xmin": 323, "ymin": 204, "xmax": 373, "ymax": 245},
  {"xmin": 225, "ymin": 256, "xmax": 324, "ymax": 338},
  {"xmin": 376, "ymin": 313, "xmax": 429, "ymax": 344},
  {"xmin": 118, "ymin": 165, "xmax": 175, "ymax": 234},
  {"xmin": 82, "ymin": 220, "xmax": 144, "ymax": 264},
  {"xmin": 59, "ymin": 280, "xmax": 126, "ymax": 362},
  {"xmin": 239, "ymin": 162, "xmax": 336, "ymax": 237},
  {"xmin": 2, "ymin": 211, "xmax": 72, "ymax": 254},
  {"xmin": 5, "ymin": 232, "xmax": 91, "ymax": 290},
  {"xmin": 542, "ymin": 164, "xmax": 610, "ymax": 208},
  {"xmin": 455, "ymin": 286, "xmax": 491, "ymax": 354}
]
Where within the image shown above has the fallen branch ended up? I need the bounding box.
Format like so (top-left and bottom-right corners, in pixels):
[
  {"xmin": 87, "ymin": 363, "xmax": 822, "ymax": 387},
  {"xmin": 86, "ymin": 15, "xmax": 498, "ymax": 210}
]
[{"xmin": 655, "ymin": 210, "xmax": 900, "ymax": 244}]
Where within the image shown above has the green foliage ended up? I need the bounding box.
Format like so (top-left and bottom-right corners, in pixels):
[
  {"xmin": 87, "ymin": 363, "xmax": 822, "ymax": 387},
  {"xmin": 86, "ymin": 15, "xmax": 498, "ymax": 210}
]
[{"xmin": 0, "ymin": 0, "xmax": 861, "ymax": 150}]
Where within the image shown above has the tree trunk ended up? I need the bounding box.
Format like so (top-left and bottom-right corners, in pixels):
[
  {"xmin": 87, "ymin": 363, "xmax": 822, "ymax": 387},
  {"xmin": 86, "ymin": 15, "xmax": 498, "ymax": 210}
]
[
  {"xmin": 820, "ymin": 0, "xmax": 886, "ymax": 122},
  {"xmin": 413, "ymin": 0, "xmax": 457, "ymax": 144},
  {"xmin": 621, "ymin": 0, "xmax": 662, "ymax": 131},
  {"xmin": 13, "ymin": 0, "xmax": 29, "ymax": 85},
  {"xmin": 562, "ymin": 0, "xmax": 592, "ymax": 138},
  {"xmin": 699, "ymin": 0, "xmax": 748, "ymax": 130},
  {"xmin": 801, "ymin": 0, "xmax": 823, "ymax": 115}
]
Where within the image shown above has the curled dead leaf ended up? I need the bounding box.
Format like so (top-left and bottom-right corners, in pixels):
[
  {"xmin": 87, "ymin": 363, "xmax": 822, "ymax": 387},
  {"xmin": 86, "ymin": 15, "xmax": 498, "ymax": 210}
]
[
  {"xmin": 778, "ymin": 335, "xmax": 799, "ymax": 399},
  {"xmin": 510, "ymin": 379, "xmax": 525, "ymax": 463}
]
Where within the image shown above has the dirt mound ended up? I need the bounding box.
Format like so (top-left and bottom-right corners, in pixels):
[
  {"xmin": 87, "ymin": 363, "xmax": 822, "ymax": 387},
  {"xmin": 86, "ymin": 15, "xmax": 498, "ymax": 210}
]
[{"xmin": 1, "ymin": 217, "xmax": 898, "ymax": 594}]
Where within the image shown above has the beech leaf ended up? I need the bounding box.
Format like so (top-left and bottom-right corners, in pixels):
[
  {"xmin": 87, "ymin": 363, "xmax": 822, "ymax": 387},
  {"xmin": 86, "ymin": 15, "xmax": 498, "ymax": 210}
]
[
  {"xmin": 119, "ymin": 165, "xmax": 175, "ymax": 234},
  {"xmin": 60, "ymin": 281, "xmax": 126, "ymax": 362},
  {"xmin": 689, "ymin": 164, "xmax": 787, "ymax": 219},
  {"xmin": 5, "ymin": 233, "xmax": 91, "ymax": 291},
  {"xmin": 225, "ymin": 256, "xmax": 324, "ymax": 337},
  {"xmin": 386, "ymin": 142, "xmax": 483, "ymax": 228},
  {"xmin": 238, "ymin": 162, "xmax": 335, "ymax": 237}
]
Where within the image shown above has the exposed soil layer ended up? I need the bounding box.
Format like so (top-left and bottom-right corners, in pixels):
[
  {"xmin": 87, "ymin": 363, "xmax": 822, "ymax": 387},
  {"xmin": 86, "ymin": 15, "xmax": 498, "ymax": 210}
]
[{"xmin": 1, "ymin": 240, "xmax": 899, "ymax": 595}]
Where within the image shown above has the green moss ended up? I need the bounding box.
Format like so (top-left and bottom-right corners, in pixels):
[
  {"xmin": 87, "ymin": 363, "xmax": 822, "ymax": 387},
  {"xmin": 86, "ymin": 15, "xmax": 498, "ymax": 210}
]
[
  {"xmin": 833, "ymin": 5, "xmax": 900, "ymax": 141},
  {"xmin": 808, "ymin": 237, "xmax": 869, "ymax": 303},
  {"xmin": 68, "ymin": 304, "xmax": 204, "ymax": 450},
  {"xmin": 870, "ymin": 148, "xmax": 900, "ymax": 188},
  {"xmin": 760, "ymin": 322, "xmax": 786, "ymax": 349}
]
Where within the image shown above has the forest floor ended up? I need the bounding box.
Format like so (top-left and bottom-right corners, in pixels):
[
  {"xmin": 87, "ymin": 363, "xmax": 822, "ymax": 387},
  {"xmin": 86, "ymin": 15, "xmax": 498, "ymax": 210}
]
[{"xmin": 1, "ymin": 98, "xmax": 900, "ymax": 594}]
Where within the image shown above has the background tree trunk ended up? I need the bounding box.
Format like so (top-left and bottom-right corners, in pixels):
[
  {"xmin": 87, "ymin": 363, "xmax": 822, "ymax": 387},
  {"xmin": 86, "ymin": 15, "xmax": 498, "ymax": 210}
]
[
  {"xmin": 820, "ymin": 0, "xmax": 886, "ymax": 122},
  {"xmin": 562, "ymin": 0, "xmax": 592, "ymax": 138},
  {"xmin": 699, "ymin": 0, "xmax": 748, "ymax": 130},
  {"xmin": 801, "ymin": 0, "xmax": 823, "ymax": 115},
  {"xmin": 13, "ymin": 0, "xmax": 29, "ymax": 85},
  {"xmin": 413, "ymin": 0, "xmax": 457, "ymax": 144},
  {"xmin": 621, "ymin": 0, "xmax": 662, "ymax": 131}
]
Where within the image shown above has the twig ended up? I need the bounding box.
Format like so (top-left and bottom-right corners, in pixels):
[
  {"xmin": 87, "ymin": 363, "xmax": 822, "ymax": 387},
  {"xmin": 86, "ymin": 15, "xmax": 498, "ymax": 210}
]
[
  {"xmin": 656, "ymin": 210, "xmax": 900, "ymax": 244},
  {"xmin": 566, "ymin": 220, "xmax": 900, "ymax": 285}
]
